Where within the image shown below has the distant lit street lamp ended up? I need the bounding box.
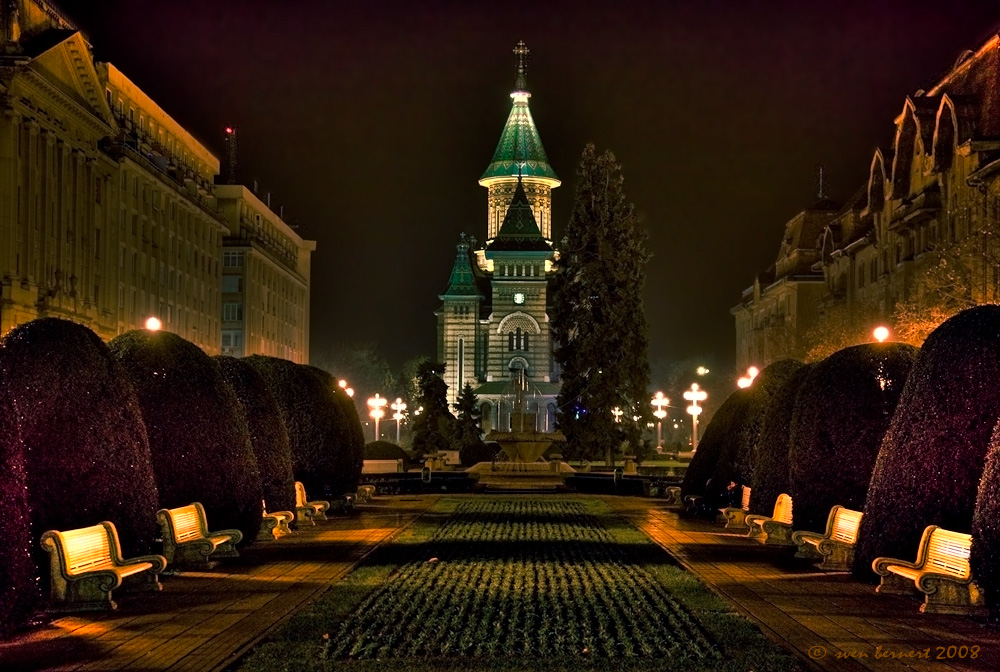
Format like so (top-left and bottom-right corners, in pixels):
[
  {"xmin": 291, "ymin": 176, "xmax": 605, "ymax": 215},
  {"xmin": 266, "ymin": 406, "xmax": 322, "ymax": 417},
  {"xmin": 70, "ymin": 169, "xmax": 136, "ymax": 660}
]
[
  {"xmin": 611, "ymin": 407, "xmax": 624, "ymax": 423},
  {"xmin": 684, "ymin": 383, "xmax": 708, "ymax": 451},
  {"xmin": 696, "ymin": 366, "xmax": 710, "ymax": 376},
  {"xmin": 367, "ymin": 393, "xmax": 387, "ymax": 442},
  {"xmin": 338, "ymin": 379, "xmax": 355, "ymax": 398},
  {"xmin": 873, "ymin": 326, "xmax": 890, "ymax": 343},
  {"xmin": 651, "ymin": 391, "xmax": 669, "ymax": 447},
  {"xmin": 391, "ymin": 397, "xmax": 407, "ymax": 444},
  {"xmin": 737, "ymin": 366, "xmax": 759, "ymax": 389},
  {"xmin": 145, "ymin": 316, "xmax": 161, "ymax": 331}
]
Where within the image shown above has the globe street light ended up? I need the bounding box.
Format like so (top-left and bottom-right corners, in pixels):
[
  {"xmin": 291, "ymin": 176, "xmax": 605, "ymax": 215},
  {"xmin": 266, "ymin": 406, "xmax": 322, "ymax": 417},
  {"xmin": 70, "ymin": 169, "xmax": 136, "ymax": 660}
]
[
  {"xmin": 145, "ymin": 316, "xmax": 161, "ymax": 331},
  {"xmin": 338, "ymin": 379, "xmax": 355, "ymax": 398},
  {"xmin": 611, "ymin": 407, "xmax": 624, "ymax": 423},
  {"xmin": 391, "ymin": 397, "xmax": 407, "ymax": 444},
  {"xmin": 651, "ymin": 391, "xmax": 669, "ymax": 447},
  {"xmin": 367, "ymin": 393, "xmax": 387, "ymax": 442},
  {"xmin": 737, "ymin": 366, "xmax": 759, "ymax": 389},
  {"xmin": 873, "ymin": 326, "xmax": 890, "ymax": 342},
  {"xmin": 683, "ymin": 383, "xmax": 708, "ymax": 451}
]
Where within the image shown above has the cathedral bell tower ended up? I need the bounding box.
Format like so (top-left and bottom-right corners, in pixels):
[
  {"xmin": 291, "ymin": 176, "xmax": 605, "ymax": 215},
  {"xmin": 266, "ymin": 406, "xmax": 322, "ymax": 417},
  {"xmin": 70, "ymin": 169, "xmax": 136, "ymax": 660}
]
[{"xmin": 478, "ymin": 40, "xmax": 560, "ymax": 246}]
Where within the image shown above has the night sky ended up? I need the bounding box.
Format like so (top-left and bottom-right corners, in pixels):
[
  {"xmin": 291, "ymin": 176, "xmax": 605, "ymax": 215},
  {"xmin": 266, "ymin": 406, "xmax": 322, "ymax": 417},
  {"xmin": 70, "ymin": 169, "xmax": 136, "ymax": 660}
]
[{"xmin": 60, "ymin": 0, "xmax": 1000, "ymax": 381}]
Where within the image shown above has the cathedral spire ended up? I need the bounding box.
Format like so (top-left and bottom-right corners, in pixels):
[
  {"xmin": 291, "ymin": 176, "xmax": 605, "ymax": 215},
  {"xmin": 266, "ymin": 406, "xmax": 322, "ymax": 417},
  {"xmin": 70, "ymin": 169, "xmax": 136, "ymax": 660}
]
[
  {"xmin": 513, "ymin": 40, "xmax": 529, "ymax": 94},
  {"xmin": 440, "ymin": 235, "xmax": 484, "ymax": 299}
]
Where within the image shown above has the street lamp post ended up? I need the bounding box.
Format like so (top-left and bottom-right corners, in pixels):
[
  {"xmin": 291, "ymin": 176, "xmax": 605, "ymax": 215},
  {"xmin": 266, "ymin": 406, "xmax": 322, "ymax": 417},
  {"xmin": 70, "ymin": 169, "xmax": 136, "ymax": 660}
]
[
  {"xmin": 651, "ymin": 391, "xmax": 668, "ymax": 447},
  {"xmin": 611, "ymin": 407, "xmax": 624, "ymax": 423},
  {"xmin": 367, "ymin": 394, "xmax": 387, "ymax": 442},
  {"xmin": 737, "ymin": 366, "xmax": 759, "ymax": 389},
  {"xmin": 391, "ymin": 397, "xmax": 407, "ymax": 444},
  {"xmin": 683, "ymin": 383, "xmax": 708, "ymax": 451}
]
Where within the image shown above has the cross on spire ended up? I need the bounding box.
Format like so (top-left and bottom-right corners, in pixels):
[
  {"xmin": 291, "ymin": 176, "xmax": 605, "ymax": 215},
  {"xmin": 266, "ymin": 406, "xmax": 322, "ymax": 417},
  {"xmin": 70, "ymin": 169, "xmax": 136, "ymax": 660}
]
[
  {"xmin": 817, "ymin": 164, "xmax": 826, "ymax": 199},
  {"xmin": 513, "ymin": 40, "xmax": 529, "ymax": 92}
]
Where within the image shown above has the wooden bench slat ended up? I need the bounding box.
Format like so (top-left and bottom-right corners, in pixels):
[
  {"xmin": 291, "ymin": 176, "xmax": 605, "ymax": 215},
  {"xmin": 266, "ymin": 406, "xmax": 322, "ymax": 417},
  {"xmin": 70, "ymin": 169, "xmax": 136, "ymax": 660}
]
[{"xmin": 157, "ymin": 502, "xmax": 243, "ymax": 568}]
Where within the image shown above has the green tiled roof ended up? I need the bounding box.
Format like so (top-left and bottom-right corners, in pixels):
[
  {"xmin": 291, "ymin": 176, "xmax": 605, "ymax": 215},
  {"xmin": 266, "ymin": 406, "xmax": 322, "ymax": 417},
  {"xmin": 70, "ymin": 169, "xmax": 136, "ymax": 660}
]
[
  {"xmin": 440, "ymin": 239, "xmax": 483, "ymax": 299},
  {"xmin": 480, "ymin": 96, "xmax": 559, "ymax": 182},
  {"xmin": 487, "ymin": 180, "xmax": 551, "ymax": 252}
]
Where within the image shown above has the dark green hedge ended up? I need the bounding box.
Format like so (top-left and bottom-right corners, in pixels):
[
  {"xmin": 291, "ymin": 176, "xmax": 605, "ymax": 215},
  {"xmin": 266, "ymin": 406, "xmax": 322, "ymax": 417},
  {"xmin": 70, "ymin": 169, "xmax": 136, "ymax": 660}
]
[
  {"xmin": 748, "ymin": 364, "xmax": 813, "ymax": 516},
  {"xmin": 2, "ymin": 319, "xmax": 160, "ymax": 565},
  {"xmin": 972, "ymin": 421, "xmax": 1000, "ymax": 607},
  {"xmin": 789, "ymin": 343, "xmax": 917, "ymax": 533},
  {"xmin": 110, "ymin": 330, "xmax": 262, "ymax": 545},
  {"xmin": 855, "ymin": 306, "xmax": 1000, "ymax": 582},
  {"xmin": 364, "ymin": 441, "xmax": 410, "ymax": 465},
  {"xmin": 245, "ymin": 357, "xmax": 363, "ymax": 499},
  {"xmin": 711, "ymin": 359, "xmax": 803, "ymax": 489},
  {"xmin": 0, "ymin": 382, "xmax": 35, "ymax": 638},
  {"xmin": 680, "ymin": 389, "xmax": 753, "ymax": 499},
  {"xmin": 215, "ymin": 356, "xmax": 296, "ymax": 515}
]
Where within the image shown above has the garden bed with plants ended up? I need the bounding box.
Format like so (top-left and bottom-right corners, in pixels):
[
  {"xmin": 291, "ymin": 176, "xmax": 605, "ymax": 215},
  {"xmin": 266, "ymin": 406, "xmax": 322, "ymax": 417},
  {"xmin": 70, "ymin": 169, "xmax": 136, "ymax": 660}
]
[{"xmin": 235, "ymin": 497, "xmax": 803, "ymax": 672}]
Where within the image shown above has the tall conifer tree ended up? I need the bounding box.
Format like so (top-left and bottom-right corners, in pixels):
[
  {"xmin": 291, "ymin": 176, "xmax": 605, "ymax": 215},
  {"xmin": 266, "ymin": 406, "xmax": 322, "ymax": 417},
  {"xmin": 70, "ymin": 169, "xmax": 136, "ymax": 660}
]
[
  {"xmin": 552, "ymin": 144, "xmax": 651, "ymax": 462},
  {"xmin": 411, "ymin": 361, "xmax": 455, "ymax": 457}
]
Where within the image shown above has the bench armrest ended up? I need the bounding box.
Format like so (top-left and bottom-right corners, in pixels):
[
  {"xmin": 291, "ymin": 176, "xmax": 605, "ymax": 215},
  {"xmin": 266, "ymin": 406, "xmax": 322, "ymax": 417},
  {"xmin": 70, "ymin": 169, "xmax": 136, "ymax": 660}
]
[
  {"xmin": 872, "ymin": 556, "xmax": 922, "ymax": 576},
  {"xmin": 791, "ymin": 530, "xmax": 824, "ymax": 545},
  {"xmin": 210, "ymin": 528, "xmax": 244, "ymax": 545},
  {"xmin": 917, "ymin": 571, "xmax": 973, "ymax": 591},
  {"xmin": 119, "ymin": 554, "xmax": 168, "ymax": 573}
]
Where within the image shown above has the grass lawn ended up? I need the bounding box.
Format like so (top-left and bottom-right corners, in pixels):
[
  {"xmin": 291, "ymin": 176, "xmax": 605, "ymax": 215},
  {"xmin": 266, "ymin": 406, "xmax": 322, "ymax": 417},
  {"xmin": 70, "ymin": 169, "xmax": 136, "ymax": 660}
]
[{"xmin": 235, "ymin": 497, "xmax": 805, "ymax": 672}]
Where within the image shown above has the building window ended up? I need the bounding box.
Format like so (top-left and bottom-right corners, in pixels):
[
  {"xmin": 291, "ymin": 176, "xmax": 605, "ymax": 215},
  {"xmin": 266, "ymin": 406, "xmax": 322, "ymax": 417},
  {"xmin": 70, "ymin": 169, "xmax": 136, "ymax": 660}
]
[
  {"xmin": 222, "ymin": 275, "xmax": 243, "ymax": 293},
  {"xmin": 223, "ymin": 251, "xmax": 244, "ymax": 267},
  {"xmin": 223, "ymin": 302, "xmax": 243, "ymax": 321},
  {"xmin": 221, "ymin": 330, "xmax": 244, "ymax": 348}
]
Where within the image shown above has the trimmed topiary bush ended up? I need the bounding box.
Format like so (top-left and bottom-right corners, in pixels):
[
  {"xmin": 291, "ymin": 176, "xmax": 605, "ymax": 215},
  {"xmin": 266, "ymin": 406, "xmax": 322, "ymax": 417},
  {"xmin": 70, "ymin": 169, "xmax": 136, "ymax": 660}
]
[
  {"xmin": 972, "ymin": 418, "xmax": 1000, "ymax": 608},
  {"xmin": 855, "ymin": 306, "xmax": 1000, "ymax": 582},
  {"xmin": 788, "ymin": 343, "xmax": 917, "ymax": 533},
  {"xmin": 364, "ymin": 441, "xmax": 410, "ymax": 466},
  {"xmin": 680, "ymin": 389, "xmax": 753, "ymax": 500},
  {"xmin": 748, "ymin": 364, "xmax": 813, "ymax": 516},
  {"xmin": 215, "ymin": 356, "xmax": 296, "ymax": 515},
  {"xmin": 0, "ymin": 383, "xmax": 36, "ymax": 638},
  {"xmin": 1, "ymin": 318, "xmax": 160, "ymax": 564},
  {"xmin": 245, "ymin": 356, "xmax": 363, "ymax": 499},
  {"xmin": 711, "ymin": 359, "xmax": 804, "ymax": 491},
  {"xmin": 110, "ymin": 330, "xmax": 262, "ymax": 545}
]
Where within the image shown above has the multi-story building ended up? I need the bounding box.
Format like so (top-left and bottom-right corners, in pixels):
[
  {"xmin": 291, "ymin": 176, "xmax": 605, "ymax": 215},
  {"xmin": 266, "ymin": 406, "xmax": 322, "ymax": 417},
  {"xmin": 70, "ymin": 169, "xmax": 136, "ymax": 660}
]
[
  {"xmin": 215, "ymin": 184, "xmax": 314, "ymax": 364},
  {"xmin": 436, "ymin": 42, "xmax": 561, "ymax": 431},
  {"xmin": 0, "ymin": 0, "xmax": 313, "ymax": 358},
  {"xmin": 735, "ymin": 32, "xmax": 1000, "ymax": 369}
]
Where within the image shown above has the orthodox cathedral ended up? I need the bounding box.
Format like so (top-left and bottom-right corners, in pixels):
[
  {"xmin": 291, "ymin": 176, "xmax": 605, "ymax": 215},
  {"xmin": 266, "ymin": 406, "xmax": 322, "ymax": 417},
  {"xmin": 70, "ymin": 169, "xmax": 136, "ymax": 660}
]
[{"xmin": 436, "ymin": 41, "xmax": 561, "ymax": 432}]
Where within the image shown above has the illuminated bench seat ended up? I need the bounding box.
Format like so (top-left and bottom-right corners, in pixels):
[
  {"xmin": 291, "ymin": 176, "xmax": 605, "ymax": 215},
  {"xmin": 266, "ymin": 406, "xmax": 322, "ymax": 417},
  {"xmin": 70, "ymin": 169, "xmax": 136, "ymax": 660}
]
[
  {"xmin": 295, "ymin": 481, "xmax": 330, "ymax": 525},
  {"xmin": 792, "ymin": 505, "xmax": 862, "ymax": 571},
  {"xmin": 156, "ymin": 502, "xmax": 242, "ymax": 568},
  {"xmin": 40, "ymin": 521, "xmax": 166, "ymax": 611},
  {"xmin": 745, "ymin": 493, "xmax": 795, "ymax": 545},
  {"xmin": 873, "ymin": 525, "xmax": 986, "ymax": 616}
]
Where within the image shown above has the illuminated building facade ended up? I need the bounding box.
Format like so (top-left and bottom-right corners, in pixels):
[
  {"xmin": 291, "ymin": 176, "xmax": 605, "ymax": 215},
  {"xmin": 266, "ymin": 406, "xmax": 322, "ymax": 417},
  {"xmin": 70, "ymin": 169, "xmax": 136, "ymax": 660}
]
[
  {"xmin": 734, "ymin": 32, "xmax": 1000, "ymax": 368},
  {"xmin": 215, "ymin": 185, "xmax": 314, "ymax": 364},
  {"xmin": 436, "ymin": 42, "xmax": 561, "ymax": 431},
  {"xmin": 0, "ymin": 0, "xmax": 314, "ymax": 358}
]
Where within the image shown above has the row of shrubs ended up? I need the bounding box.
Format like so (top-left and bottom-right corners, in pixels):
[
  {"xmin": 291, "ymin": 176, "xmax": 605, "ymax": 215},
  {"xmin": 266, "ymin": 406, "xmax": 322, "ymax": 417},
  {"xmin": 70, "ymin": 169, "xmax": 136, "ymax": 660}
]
[
  {"xmin": 0, "ymin": 318, "xmax": 363, "ymax": 639},
  {"xmin": 681, "ymin": 304, "xmax": 1000, "ymax": 610}
]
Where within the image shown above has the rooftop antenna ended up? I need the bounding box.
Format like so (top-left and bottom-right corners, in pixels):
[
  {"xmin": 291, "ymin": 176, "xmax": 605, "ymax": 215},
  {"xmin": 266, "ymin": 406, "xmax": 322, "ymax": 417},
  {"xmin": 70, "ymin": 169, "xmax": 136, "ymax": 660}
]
[{"xmin": 817, "ymin": 164, "xmax": 827, "ymax": 199}]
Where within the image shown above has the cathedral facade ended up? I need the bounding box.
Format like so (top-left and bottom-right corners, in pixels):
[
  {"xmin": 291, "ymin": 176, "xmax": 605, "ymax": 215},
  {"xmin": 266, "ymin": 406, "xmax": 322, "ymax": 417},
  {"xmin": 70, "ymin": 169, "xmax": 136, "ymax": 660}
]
[{"xmin": 436, "ymin": 42, "xmax": 560, "ymax": 432}]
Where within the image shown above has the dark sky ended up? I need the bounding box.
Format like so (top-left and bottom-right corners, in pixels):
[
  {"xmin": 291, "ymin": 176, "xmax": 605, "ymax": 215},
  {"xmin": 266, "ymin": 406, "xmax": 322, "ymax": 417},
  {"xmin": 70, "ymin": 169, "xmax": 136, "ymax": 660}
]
[{"xmin": 60, "ymin": 0, "xmax": 1000, "ymax": 380}]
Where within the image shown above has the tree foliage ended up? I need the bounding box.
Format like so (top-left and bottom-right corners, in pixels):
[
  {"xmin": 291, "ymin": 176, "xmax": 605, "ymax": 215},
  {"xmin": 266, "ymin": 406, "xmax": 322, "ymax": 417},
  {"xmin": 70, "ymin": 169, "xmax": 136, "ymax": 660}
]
[
  {"xmin": 110, "ymin": 330, "xmax": 262, "ymax": 545},
  {"xmin": 2, "ymin": 319, "xmax": 160, "ymax": 562},
  {"xmin": 215, "ymin": 356, "xmax": 296, "ymax": 515},
  {"xmin": 312, "ymin": 340, "xmax": 397, "ymax": 402},
  {"xmin": 788, "ymin": 343, "xmax": 917, "ymax": 533},
  {"xmin": 246, "ymin": 356, "xmax": 363, "ymax": 499},
  {"xmin": 855, "ymin": 306, "xmax": 1000, "ymax": 582},
  {"xmin": 552, "ymin": 144, "xmax": 651, "ymax": 462},
  {"xmin": 971, "ymin": 416, "xmax": 1000, "ymax": 607},
  {"xmin": 680, "ymin": 389, "xmax": 753, "ymax": 500},
  {"xmin": 748, "ymin": 364, "xmax": 813, "ymax": 516},
  {"xmin": 454, "ymin": 383, "xmax": 487, "ymax": 466},
  {"xmin": 411, "ymin": 361, "xmax": 455, "ymax": 457}
]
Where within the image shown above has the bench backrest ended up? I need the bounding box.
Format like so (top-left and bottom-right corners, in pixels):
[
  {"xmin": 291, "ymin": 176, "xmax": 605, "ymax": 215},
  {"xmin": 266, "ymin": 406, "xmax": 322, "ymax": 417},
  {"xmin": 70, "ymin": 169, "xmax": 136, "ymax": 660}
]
[
  {"xmin": 923, "ymin": 526, "xmax": 972, "ymax": 579},
  {"xmin": 741, "ymin": 486, "xmax": 751, "ymax": 511},
  {"xmin": 772, "ymin": 494, "xmax": 793, "ymax": 525},
  {"xmin": 830, "ymin": 507, "xmax": 863, "ymax": 544},
  {"xmin": 59, "ymin": 523, "xmax": 114, "ymax": 575},
  {"xmin": 169, "ymin": 504, "xmax": 207, "ymax": 542},
  {"xmin": 295, "ymin": 481, "xmax": 309, "ymax": 508}
]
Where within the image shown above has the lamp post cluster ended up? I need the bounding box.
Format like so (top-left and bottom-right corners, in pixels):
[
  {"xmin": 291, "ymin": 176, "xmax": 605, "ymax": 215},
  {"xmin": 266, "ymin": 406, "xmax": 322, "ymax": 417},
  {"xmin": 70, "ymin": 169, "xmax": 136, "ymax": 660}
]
[
  {"xmin": 683, "ymin": 383, "xmax": 707, "ymax": 451},
  {"xmin": 391, "ymin": 397, "xmax": 407, "ymax": 444},
  {"xmin": 367, "ymin": 393, "xmax": 387, "ymax": 442},
  {"xmin": 651, "ymin": 391, "xmax": 668, "ymax": 447}
]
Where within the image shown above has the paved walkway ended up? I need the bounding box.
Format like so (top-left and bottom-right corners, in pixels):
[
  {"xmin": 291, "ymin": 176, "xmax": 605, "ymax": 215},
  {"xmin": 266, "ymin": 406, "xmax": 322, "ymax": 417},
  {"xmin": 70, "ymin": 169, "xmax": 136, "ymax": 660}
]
[
  {"xmin": 608, "ymin": 497, "xmax": 1000, "ymax": 672},
  {"xmin": 0, "ymin": 496, "xmax": 436, "ymax": 672}
]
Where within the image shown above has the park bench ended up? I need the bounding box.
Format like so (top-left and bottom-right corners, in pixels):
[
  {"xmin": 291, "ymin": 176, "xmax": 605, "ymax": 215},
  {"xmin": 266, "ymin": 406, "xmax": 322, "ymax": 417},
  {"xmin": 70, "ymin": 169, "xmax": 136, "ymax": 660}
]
[
  {"xmin": 745, "ymin": 493, "xmax": 795, "ymax": 545},
  {"xmin": 295, "ymin": 481, "xmax": 330, "ymax": 525},
  {"xmin": 39, "ymin": 521, "xmax": 167, "ymax": 611},
  {"xmin": 156, "ymin": 502, "xmax": 242, "ymax": 568},
  {"xmin": 664, "ymin": 486, "xmax": 682, "ymax": 505},
  {"xmin": 257, "ymin": 499, "xmax": 294, "ymax": 541},
  {"xmin": 872, "ymin": 525, "xmax": 987, "ymax": 616},
  {"xmin": 356, "ymin": 485, "xmax": 375, "ymax": 503},
  {"xmin": 791, "ymin": 505, "xmax": 863, "ymax": 571},
  {"xmin": 722, "ymin": 486, "xmax": 752, "ymax": 531}
]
